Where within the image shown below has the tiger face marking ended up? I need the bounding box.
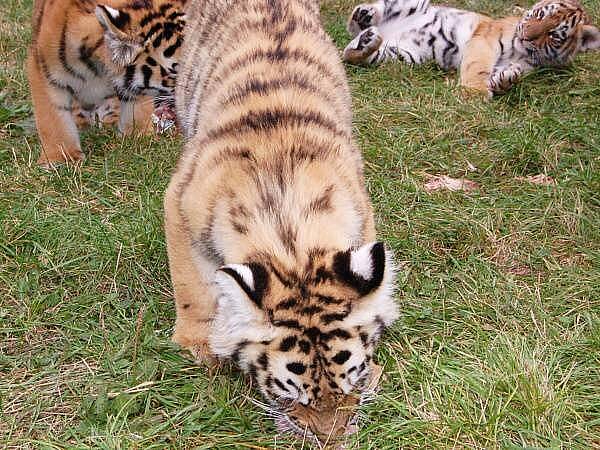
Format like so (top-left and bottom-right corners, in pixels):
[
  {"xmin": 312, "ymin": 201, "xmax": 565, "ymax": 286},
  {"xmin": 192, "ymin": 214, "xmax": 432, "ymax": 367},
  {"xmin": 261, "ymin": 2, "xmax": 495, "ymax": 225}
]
[
  {"xmin": 517, "ymin": 0, "xmax": 600, "ymax": 66},
  {"xmin": 210, "ymin": 242, "xmax": 398, "ymax": 443}
]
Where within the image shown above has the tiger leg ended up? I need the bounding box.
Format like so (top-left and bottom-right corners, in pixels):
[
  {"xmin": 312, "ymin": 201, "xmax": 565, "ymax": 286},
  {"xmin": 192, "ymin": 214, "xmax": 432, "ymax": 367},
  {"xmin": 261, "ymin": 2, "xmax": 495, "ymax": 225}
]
[
  {"xmin": 343, "ymin": 26, "xmax": 384, "ymax": 65},
  {"xmin": 27, "ymin": 55, "xmax": 83, "ymax": 167},
  {"xmin": 118, "ymin": 97, "xmax": 155, "ymax": 135},
  {"xmin": 164, "ymin": 174, "xmax": 218, "ymax": 364},
  {"xmin": 347, "ymin": 2, "xmax": 384, "ymax": 37},
  {"xmin": 459, "ymin": 34, "xmax": 497, "ymax": 98}
]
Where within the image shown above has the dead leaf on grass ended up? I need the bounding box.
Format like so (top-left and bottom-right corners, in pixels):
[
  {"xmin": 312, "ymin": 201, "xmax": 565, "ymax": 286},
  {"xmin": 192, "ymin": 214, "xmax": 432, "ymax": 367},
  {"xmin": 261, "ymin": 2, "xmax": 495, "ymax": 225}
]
[
  {"xmin": 515, "ymin": 174, "xmax": 556, "ymax": 186},
  {"xmin": 423, "ymin": 174, "xmax": 480, "ymax": 193},
  {"xmin": 506, "ymin": 265, "xmax": 532, "ymax": 276}
]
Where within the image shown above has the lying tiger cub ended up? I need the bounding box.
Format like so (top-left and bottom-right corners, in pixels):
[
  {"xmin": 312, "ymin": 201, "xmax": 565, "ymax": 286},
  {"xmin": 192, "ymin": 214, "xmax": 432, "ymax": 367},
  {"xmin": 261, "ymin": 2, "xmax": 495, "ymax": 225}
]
[
  {"xmin": 343, "ymin": 0, "xmax": 600, "ymax": 97},
  {"xmin": 165, "ymin": 0, "xmax": 398, "ymax": 444},
  {"xmin": 27, "ymin": 0, "xmax": 185, "ymax": 167}
]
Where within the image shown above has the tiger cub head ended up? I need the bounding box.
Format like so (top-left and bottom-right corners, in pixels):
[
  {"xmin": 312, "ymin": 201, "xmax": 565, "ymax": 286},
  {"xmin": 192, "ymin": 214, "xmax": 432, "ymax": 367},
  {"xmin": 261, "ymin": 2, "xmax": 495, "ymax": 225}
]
[
  {"xmin": 517, "ymin": 0, "xmax": 600, "ymax": 65},
  {"xmin": 95, "ymin": 0, "xmax": 186, "ymax": 104},
  {"xmin": 210, "ymin": 242, "xmax": 398, "ymax": 444}
]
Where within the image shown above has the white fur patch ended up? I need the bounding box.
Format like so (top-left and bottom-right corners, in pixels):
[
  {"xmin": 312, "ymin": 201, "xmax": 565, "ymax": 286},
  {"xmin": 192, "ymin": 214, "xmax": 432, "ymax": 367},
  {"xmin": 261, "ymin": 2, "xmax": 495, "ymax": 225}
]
[
  {"xmin": 223, "ymin": 264, "xmax": 255, "ymax": 290},
  {"xmin": 350, "ymin": 242, "xmax": 376, "ymax": 279},
  {"xmin": 103, "ymin": 5, "xmax": 120, "ymax": 19},
  {"xmin": 345, "ymin": 248, "xmax": 399, "ymax": 328}
]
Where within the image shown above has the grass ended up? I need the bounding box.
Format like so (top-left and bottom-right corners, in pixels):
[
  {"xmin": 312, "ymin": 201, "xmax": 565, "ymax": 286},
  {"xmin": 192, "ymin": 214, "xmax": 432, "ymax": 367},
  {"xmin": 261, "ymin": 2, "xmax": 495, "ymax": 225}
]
[{"xmin": 1, "ymin": 0, "xmax": 599, "ymax": 448}]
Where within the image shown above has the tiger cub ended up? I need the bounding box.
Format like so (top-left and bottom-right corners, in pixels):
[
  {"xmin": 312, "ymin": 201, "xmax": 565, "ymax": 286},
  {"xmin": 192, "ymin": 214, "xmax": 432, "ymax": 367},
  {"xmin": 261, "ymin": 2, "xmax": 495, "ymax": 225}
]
[
  {"xmin": 165, "ymin": 0, "xmax": 398, "ymax": 443},
  {"xmin": 27, "ymin": 0, "xmax": 185, "ymax": 167},
  {"xmin": 343, "ymin": 0, "xmax": 600, "ymax": 97}
]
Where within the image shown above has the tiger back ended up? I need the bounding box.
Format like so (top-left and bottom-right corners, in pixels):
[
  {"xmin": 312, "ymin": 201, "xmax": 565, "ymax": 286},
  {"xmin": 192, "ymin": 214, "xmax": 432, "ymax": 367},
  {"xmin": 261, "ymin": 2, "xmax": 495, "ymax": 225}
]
[
  {"xmin": 27, "ymin": 0, "xmax": 185, "ymax": 167},
  {"xmin": 165, "ymin": 0, "xmax": 398, "ymax": 444}
]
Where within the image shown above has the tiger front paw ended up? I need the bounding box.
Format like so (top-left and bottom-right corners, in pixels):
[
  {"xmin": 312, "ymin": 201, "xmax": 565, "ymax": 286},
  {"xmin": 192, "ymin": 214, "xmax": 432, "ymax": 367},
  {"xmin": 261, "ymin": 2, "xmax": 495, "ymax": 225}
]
[{"xmin": 488, "ymin": 65, "xmax": 523, "ymax": 94}]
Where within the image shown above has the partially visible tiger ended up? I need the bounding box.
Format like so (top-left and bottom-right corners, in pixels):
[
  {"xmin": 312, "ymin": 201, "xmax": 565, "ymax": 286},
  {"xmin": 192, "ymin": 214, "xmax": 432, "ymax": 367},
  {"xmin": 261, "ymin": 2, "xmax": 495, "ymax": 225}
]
[
  {"xmin": 343, "ymin": 0, "xmax": 600, "ymax": 97},
  {"xmin": 27, "ymin": 0, "xmax": 185, "ymax": 167},
  {"xmin": 166, "ymin": 0, "xmax": 398, "ymax": 444}
]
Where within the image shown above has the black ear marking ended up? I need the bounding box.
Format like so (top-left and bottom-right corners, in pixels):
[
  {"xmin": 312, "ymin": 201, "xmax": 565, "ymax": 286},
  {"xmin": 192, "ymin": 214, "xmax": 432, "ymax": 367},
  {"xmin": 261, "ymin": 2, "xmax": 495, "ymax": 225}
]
[
  {"xmin": 219, "ymin": 262, "xmax": 269, "ymax": 307},
  {"xmin": 333, "ymin": 242, "xmax": 386, "ymax": 296},
  {"xmin": 96, "ymin": 5, "xmax": 131, "ymax": 30}
]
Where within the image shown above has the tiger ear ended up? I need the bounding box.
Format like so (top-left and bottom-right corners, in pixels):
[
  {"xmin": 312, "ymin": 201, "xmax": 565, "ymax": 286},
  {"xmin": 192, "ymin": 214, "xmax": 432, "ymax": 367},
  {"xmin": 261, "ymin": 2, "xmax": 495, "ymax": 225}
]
[
  {"xmin": 95, "ymin": 5, "xmax": 142, "ymax": 66},
  {"xmin": 210, "ymin": 263, "xmax": 277, "ymax": 357},
  {"xmin": 334, "ymin": 242, "xmax": 399, "ymax": 337},
  {"xmin": 581, "ymin": 24, "xmax": 600, "ymax": 52},
  {"xmin": 333, "ymin": 242, "xmax": 389, "ymax": 296}
]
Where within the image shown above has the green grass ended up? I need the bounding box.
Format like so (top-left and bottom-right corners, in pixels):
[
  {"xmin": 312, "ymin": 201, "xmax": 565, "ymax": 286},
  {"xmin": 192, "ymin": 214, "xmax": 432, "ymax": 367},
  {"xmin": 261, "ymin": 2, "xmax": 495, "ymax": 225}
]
[{"xmin": 1, "ymin": 0, "xmax": 599, "ymax": 448}]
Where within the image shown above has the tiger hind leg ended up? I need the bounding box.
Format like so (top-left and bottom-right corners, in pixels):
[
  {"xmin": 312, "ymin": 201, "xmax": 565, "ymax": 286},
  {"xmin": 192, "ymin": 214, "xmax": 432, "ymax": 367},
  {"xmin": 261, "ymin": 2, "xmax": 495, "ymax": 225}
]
[
  {"xmin": 347, "ymin": 3, "xmax": 383, "ymax": 37},
  {"xmin": 343, "ymin": 26, "xmax": 384, "ymax": 65},
  {"xmin": 27, "ymin": 54, "xmax": 84, "ymax": 168}
]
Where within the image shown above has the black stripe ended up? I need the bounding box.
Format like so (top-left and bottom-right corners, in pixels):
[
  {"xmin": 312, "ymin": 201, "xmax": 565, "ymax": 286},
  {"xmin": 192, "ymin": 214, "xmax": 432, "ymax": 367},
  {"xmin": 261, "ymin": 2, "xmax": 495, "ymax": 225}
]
[
  {"xmin": 143, "ymin": 22, "xmax": 163, "ymax": 40},
  {"xmin": 78, "ymin": 37, "xmax": 104, "ymax": 76},
  {"xmin": 206, "ymin": 108, "xmax": 347, "ymax": 142},
  {"xmin": 273, "ymin": 319, "xmax": 302, "ymax": 330},
  {"xmin": 140, "ymin": 11, "xmax": 161, "ymax": 28},
  {"xmin": 141, "ymin": 65, "xmax": 152, "ymax": 87},
  {"xmin": 36, "ymin": 54, "xmax": 75, "ymax": 95},
  {"xmin": 279, "ymin": 336, "xmax": 297, "ymax": 352},
  {"xmin": 213, "ymin": 48, "xmax": 337, "ymax": 90},
  {"xmin": 163, "ymin": 37, "xmax": 182, "ymax": 58},
  {"xmin": 221, "ymin": 75, "xmax": 331, "ymax": 107},
  {"xmin": 123, "ymin": 65, "xmax": 136, "ymax": 90},
  {"xmin": 274, "ymin": 378, "xmax": 289, "ymax": 392},
  {"xmin": 59, "ymin": 24, "xmax": 86, "ymax": 81},
  {"xmin": 321, "ymin": 311, "xmax": 349, "ymax": 325}
]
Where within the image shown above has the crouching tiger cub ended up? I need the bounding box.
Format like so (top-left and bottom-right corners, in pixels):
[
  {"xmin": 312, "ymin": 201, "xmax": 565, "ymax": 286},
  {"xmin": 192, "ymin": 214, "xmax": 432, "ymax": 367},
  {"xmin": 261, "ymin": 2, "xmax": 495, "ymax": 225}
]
[
  {"xmin": 165, "ymin": 0, "xmax": 398, "ymax": 443},
  {"xmin": 27, "ymin": 0, "xmax": 185, "ymax": 167},
  {"xmin": 343, "ymin": 0, "xmax": 600, "ymax": 97}
]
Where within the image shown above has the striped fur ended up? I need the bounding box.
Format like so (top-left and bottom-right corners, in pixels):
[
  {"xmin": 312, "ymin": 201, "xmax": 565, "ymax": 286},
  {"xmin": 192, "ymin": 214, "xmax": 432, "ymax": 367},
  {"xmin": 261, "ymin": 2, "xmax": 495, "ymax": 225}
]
[
  {"xmin": 27, "ymin": 0, "xmax": 185, "ymax": 167},
  {"xmin": 166, "ymin": 0, "xmax": 398, "ymax": 443},
  {"xmin": 343, "ymin": 0, "xmax": 600, "ymax": 97}
]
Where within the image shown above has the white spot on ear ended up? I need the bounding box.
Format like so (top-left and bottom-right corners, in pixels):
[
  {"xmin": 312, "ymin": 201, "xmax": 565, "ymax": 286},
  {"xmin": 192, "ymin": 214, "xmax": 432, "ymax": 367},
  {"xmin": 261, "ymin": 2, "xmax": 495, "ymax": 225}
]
[
  {"xmin": 104, "ymin": 5, "xmax": 120, "ymax": 19},
  {"xmin": 345, "ymin": 247, "xmax": 399, "ymax": 329},
  {"xmin": 350, "ymin": 242, "xmax": 376, "ymax": 279},
  {"xmin": 222, "ymin": 264, "xmax": 255, "ymax": 290}
]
